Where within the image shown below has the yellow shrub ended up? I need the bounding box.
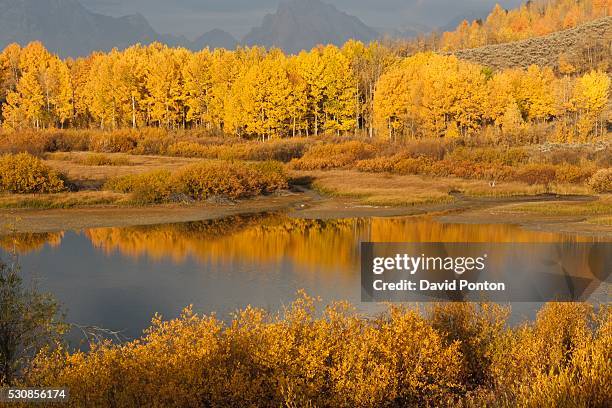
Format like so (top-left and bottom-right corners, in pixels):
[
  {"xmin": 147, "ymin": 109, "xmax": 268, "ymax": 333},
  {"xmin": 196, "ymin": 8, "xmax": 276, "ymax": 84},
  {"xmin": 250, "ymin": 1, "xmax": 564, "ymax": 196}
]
[
  {"xmin": 355, "ymin": 156, "xmax": 397, "ymax": 173},
  {"xmin": 0, "ymin": 153, "xmax": 66, "ymax": 193},
  {"xmin": 104, "ymin": 170, "xmax": 174, "ymax": 204},
  {"xmin": 23, "ymin": 299, "xmax": 608, "ymax": 407},
  {"xmin": 104, "ymin": 161, "xmax": 288, "ymax": 203},
  {"xmin": 588, "ymin": 168, "xmax": 612, "ymax": 193},
  {"xmin": 167, "ymin": 139, "xmax": 308, "ymax": 162},
  {"xmin": 173, "ymin": 161, "xmax": 287, "ymax": 200}
]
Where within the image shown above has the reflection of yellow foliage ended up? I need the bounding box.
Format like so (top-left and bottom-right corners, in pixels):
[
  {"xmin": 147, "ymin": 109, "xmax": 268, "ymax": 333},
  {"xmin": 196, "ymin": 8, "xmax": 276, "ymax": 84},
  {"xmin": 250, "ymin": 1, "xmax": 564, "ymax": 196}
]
[
  {"xmin": 85, "ymin": 214, "xmax": 594, "ymax": 276},
  {"xmin": 0, "ymin": 232, "xmax": 64, "ymax": 253}
]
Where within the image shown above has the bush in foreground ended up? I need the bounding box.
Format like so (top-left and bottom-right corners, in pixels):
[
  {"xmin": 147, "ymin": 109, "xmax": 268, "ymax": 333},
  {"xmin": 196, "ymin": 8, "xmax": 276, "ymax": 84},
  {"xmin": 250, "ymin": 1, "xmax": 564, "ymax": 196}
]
[
  {"xmin": 0, "ymin": 153, "xmax": 66, "ymax": 193},
  {"xmin": 23, "ymin": 297, "xmax": 609, "ymax": 408}
]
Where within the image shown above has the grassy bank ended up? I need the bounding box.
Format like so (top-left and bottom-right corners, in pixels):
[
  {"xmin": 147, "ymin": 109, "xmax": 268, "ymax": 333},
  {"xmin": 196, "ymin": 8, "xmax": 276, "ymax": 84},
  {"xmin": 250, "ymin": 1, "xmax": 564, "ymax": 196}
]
[
  {"xmin": 298, "ymin": 169, "xmax": 591, "ymax": 207},
  {"xmin": 505, "ymin": 195, "xmax": 612, "ymax": 225},
  {"xmin": 0, "ymin": 133, "xmax": 609, "ymax": 211}
]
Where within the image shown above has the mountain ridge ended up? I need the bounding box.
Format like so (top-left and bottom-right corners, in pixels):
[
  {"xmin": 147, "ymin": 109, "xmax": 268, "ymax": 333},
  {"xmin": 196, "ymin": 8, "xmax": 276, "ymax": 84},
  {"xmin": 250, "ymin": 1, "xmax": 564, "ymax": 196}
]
[
  {"xmin": 0, "ymin": 0, "xmax": 238, "ymax": 56},
  {"xmin": 243, "ymin": 0, "xmax": 379, "ymax": 53}
]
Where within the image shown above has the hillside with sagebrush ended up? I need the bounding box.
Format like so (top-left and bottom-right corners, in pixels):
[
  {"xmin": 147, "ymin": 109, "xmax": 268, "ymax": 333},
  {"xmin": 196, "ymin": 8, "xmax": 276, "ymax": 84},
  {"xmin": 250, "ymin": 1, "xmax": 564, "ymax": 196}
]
[{"xmin": 449, "ymin": 16, "xmax": 611, "ymax": 74}]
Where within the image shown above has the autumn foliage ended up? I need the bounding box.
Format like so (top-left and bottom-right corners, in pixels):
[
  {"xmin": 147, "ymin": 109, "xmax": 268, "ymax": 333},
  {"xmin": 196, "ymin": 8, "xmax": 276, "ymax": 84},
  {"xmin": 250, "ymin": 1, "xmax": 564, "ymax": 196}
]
[
  {"xmin": 104, "ymin": 161, "xmax": 288, "ymax": 203},
  {"xmin": 588, "ymin": 168, "xmax": 612, "ymax": 192},
  {"xmin": 374, "ymin": 53, "xmax": 610, "ymax": 141},
  {"xmin": 0, "ymin": 2, "xmax": 609, "ymax": 143},
  {"xmin": 0, "ymin": 153, "xmax": 65, "ymax": 193},
  {"xmin": 22, "ymin": 296, "xmax": 610, "ymax": 407}
]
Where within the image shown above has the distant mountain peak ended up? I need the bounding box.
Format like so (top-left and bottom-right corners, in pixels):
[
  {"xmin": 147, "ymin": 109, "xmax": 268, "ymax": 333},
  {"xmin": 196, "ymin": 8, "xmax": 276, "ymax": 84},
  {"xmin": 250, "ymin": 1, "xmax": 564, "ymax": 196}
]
[
  {"xmin": 243, "ymin": 0, "xmax": 379, "ymax": 53},
  {"xmin": 193, "ymin": 29, "xmax": 238, "ymax": 50}
]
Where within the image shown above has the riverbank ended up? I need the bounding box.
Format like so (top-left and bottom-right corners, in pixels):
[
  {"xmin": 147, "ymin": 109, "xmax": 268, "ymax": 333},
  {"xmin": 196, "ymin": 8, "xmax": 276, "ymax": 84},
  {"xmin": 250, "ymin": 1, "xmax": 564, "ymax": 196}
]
[
  {"xmin": 439, "ymin": 195, "xmax": 612, "ymax": 238},
  {"xmin": 2, "ymin": 186, "xmax": 610, "ymax": 238}
]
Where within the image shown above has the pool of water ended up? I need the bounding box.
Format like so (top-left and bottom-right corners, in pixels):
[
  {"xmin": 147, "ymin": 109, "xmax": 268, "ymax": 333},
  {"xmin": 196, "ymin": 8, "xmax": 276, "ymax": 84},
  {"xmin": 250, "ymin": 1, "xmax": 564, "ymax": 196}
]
[{"xmin": 1, "ymin": 213, "xmax": 607, "ymax": 343}]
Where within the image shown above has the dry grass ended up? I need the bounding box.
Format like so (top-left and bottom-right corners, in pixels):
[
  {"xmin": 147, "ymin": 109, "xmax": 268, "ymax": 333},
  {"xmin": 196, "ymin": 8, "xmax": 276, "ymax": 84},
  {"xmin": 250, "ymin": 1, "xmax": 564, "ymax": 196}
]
[
  {"xmin": 298, "ymin": 170, "xmax": 590, "ymax": 207},
  {"xmin": 508, "ymin": 195, "xmax": 612, "ymax": 218},
  {"xmin": 44, "ymin": 152, "xmax": 203, "ymax": 188},
  {"xmin": 0, "ymin": 191, "xmax": 128, "ymax": 209},
  {"xmin": 301, "ymin": 170, "xmax": 454, "ymax": 206},
  {"xmin": 588, "ymin": 216, "xmax": 612, "ymax": 226},
  {"xmin": 47, "ymin": 152, "xmax": 132, "ymax": 166}
]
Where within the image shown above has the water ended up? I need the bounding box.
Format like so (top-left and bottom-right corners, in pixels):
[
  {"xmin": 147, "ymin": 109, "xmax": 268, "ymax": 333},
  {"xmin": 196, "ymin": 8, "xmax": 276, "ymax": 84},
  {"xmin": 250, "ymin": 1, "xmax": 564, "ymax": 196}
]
[{"xmin": 1, "ymin": 213, "xmax": 607, "ymax": 343}]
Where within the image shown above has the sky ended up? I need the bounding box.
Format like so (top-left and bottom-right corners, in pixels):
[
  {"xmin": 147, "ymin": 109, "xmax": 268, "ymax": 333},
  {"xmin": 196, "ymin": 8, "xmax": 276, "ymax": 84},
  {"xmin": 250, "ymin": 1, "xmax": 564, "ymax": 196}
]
[{"xmin": 80, "ymin": 0, "xmax": 524, "ymax": 39}]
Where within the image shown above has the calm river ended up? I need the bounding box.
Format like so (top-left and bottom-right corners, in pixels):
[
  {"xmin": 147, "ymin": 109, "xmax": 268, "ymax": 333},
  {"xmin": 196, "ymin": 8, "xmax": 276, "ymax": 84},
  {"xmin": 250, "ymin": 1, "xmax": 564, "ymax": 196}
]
[{"xmin": 1, "ymin": 213, "xmax": 608, "ymax": 343}]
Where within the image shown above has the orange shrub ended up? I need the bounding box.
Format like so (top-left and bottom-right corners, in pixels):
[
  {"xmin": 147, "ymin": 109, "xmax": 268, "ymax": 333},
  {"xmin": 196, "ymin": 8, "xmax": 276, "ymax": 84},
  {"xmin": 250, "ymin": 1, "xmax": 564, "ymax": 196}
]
[
  {"xmin": 355, "ymin": 156, "xmax": 397, "ymax": 173},
  {"xmin": 89, "ymin": 130, "xmax": 138, "ymax": 153},
  {"xmin": 291, "ymin": 141, "xmax": 375, "ymax": 170},
  {"xmin": 166, "ymin": 141, "xmax": 212, "ymax": 158},
  {"xmin": 393, "ymin": 157, "xmax": 435, "ymax": 175},
  {"xmin": 105, "ymin": 161, "xmax": 288, "ymax": 203},
  {"xmin": 588, "ymin": 169, "xmax": 612, "ymax": 193},
  {"xmin": 167, "ymin": 139, "xmax": 308, "ymax": 162},
  {"xmin": 0, "ymin": 131, "xmax": 50, "ymax": 155},
  {"xmin": 554, "ymin": 164, "xmax": 595, "ymax": 184},
  {"xmin": 401, "ymin": 139, "xmax": 451, "ymax": 160},
  {"xmin": 0, "ymin": 153, "xmax": 66, "ymax": 193},
  {"xmin": 44, "ymin": 130, "xmax": 91, "ymax": 152},
  {"xmin": 448, "ymin": 147, "xmax": 529, "ymax": 166},
  {"xmin": 173, "ymin": 161, "xmax": 286, "ymax": 200},
  {"xmin": 515, "ymin": 164, "xmax": 558, "ymax": 185}
]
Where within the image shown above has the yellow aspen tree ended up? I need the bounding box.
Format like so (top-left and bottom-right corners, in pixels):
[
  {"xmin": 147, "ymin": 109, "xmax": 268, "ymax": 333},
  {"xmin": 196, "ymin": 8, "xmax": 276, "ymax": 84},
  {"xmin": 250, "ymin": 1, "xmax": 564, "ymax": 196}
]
[
  {"xmin": 484, "ymin": 4, "xmax": 507, "ymax": 44},
  {"xmin": 500, "ymin": 100, "xmax": 525, "ymax": 136},
  {"xmin": 115, "ymin": 46, "xmax": 148, "ymax": 128},
  {"xmin": 286, "ymin": 56, "xmax": 308, "ymax": 137},
  {"xmin": 374, "ymin": 54, "xmax": 427, "ymax": 140},
  {"xmin": 320, "ymin": 45, "xmax": 357, "ymax": 135},
  {"xmin": 419, "ymin": 54, "xmax": 461, "ymax": 137},
  {"xmin": 223, "ymin": 47, "xmax": 267, "ymax": 136},
  {"xmin": 485, "ymin": 69, "xmax": 520, "ymax": 127},
  {"xmin": 0, "ymin": 44, "xmax": 22, "ymax": 107},
  {"xmin": 297, "ymin": 49, "xmax": 326, "ymax": 137},
  {"xmin": 572, "ymin": 70, "xmax": 611, "ymax": 139},
  {"xmin": 86, "ymin": 52, "xmax": 119, "ymax": 129},
  {"xmin": 228, "ymin": 51, "xmax": 292, "ymax": 139},
  {"xmin": 447, "ymin": 58, "xmax": 487, "ymax": 135},
  {"xmin": 262, "ymin": 51, "xmax": 292, "ymax": 138},
  {"xmin": 519, "ymin": 65, "xmax": 557, "ymax": 123},
  {"xmin": 43, "ymin": 57, "xmax": 73, "ymax": 127},
  {"xmin": 208, "ymin": 49, "xmax": 239, "ymax": 132},
  {"xmin": 342, "ymin": 40, "xmax": 396, "ymax": 138},
  {"xmin": 67, "ymin": 55, "xmax": 99, "ymax": 127},
  {"xmin": 183, "ymin": 49, "xmax": 213, "ymax": 128},
  {"xmin": 145, "ymin": 45, "xmax": 186, "ymax": 128},
  {"xmin": 3, "ymin": 70, "xmax": 44, "ymax": 129},
  {"xmin": 2, "ymin": 42, "xmax": 55, "ymax": 129}
]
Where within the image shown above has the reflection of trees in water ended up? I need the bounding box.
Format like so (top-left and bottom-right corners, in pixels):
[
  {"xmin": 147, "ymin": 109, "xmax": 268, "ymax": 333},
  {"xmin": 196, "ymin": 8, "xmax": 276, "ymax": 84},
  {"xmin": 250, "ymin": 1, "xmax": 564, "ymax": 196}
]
[
  {"xmin": 86, "ymin": 214, "xmax": 365, "ymax": 275},
  {"xmin": 84, "ymin": 215, "xmax": 594, "ymax": 274},
  {"xmin": 0, "ymin": 256, "xmax": 66, "ymax": 385},
  {"xmin": 0, "ymin": 232, "xmax": 64, "ymax": 254}
]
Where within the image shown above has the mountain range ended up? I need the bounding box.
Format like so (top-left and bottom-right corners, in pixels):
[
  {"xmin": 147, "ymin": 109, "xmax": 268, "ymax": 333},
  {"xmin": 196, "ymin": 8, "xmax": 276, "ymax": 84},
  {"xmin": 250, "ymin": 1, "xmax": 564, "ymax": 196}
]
[
  {"xmin": 0, "ymin": 0, "xmax": 430, "ymax": 57},
  {"xmin": 243, "ymin": 0, "xmax": 379, "ymax": 54}
]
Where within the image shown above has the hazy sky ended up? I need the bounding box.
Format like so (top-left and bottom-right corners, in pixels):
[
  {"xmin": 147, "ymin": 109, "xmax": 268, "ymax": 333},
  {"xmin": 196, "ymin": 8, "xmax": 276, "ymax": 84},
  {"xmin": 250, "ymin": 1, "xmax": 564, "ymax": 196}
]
[{"xmin": 80, "ymin": 0, "xmax": 523, "ymax": 39}]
